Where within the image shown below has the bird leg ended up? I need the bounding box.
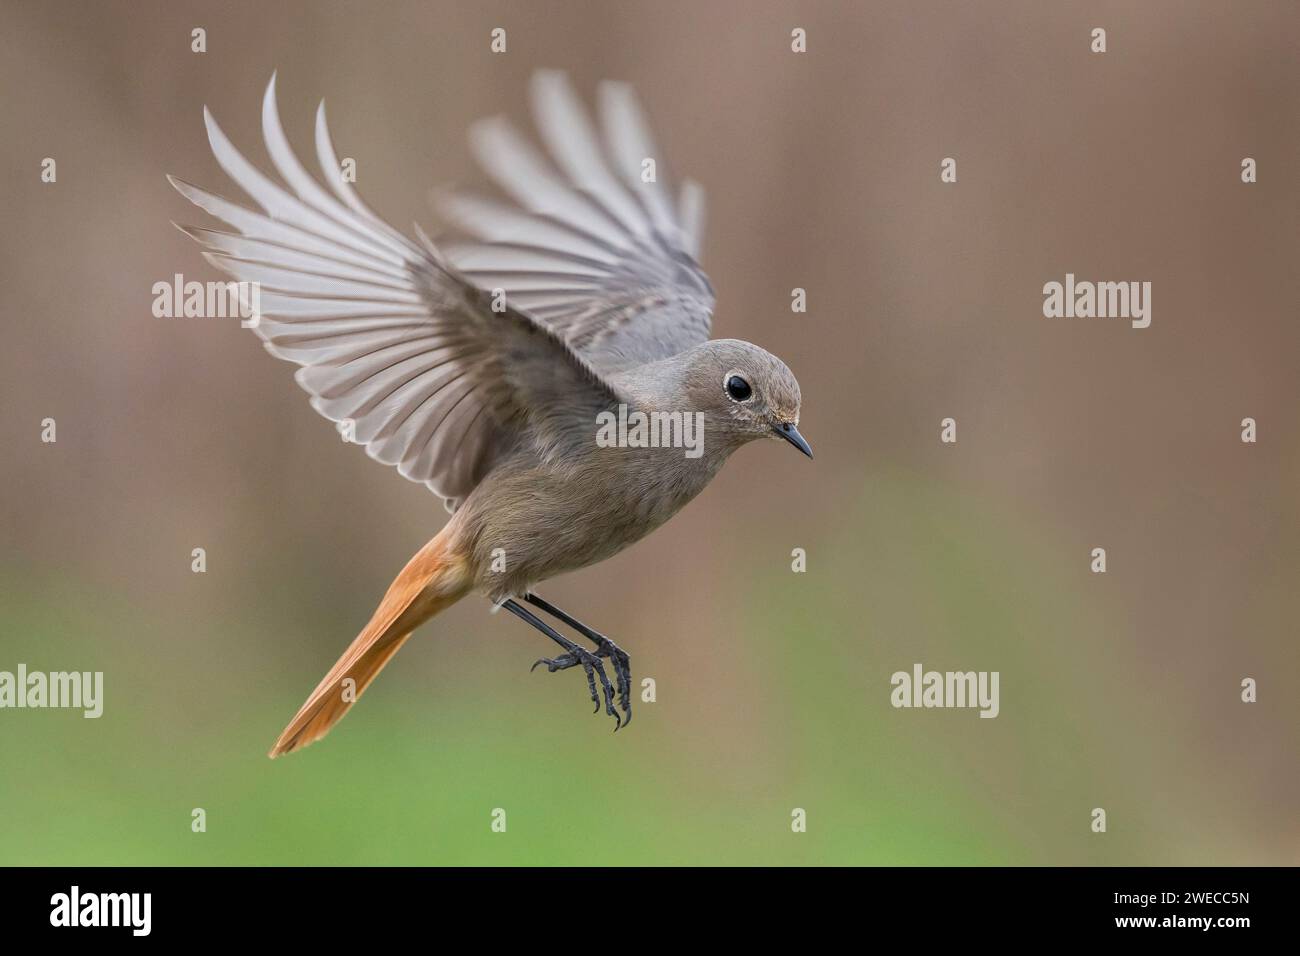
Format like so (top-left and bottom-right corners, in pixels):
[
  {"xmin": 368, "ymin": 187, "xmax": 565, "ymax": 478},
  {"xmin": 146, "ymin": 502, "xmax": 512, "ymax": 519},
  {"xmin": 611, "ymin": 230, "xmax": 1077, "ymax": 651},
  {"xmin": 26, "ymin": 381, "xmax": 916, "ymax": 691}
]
[
  {"xmin": 523, "ymin": 593, "xmax": 632, "ymax": 727},
  {"xmin": 500, "ymin": 599, "xmax": 621, "ymax": 729}
]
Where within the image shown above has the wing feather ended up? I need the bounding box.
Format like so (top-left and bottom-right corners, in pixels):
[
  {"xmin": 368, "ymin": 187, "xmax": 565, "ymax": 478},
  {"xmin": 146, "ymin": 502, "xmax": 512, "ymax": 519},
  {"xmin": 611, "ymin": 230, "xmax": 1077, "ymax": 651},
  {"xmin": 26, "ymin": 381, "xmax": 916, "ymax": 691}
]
[
  {"xmin": 171, "ymin": 76, "xmax": 621, "ymax": 512},
  {"xmin": 440, "ymin": 71, "xmax": 714, "ymax": 374}
]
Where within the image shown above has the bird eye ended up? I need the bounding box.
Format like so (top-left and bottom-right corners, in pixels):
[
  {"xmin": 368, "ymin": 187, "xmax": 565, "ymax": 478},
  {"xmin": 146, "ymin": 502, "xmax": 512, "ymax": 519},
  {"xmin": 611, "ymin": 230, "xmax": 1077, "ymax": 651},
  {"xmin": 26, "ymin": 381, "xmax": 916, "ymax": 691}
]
[{"xmin": 725, "ymin": 374, "xmax": 752, "ymax": 402}]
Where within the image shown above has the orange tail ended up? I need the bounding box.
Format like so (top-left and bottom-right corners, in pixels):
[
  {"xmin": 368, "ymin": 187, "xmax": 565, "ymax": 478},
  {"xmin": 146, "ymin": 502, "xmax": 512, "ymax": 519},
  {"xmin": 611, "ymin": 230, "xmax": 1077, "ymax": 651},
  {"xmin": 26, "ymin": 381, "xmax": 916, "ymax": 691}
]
[{"xmin": 268, "ymin": 527, "xmax": 472, "ymax": 758}]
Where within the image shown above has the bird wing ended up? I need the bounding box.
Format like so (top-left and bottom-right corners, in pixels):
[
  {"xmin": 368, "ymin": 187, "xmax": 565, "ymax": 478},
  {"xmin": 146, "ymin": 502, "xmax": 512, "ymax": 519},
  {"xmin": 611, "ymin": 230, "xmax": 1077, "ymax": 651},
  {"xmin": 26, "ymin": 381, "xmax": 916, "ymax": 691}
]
[
  {"xmin": 170, "ymin": 74, "xmax": 622, "ymax": 512},
  {"xmin": 438, "ymin": 70, "xmax": 715, "ymax": 376}
]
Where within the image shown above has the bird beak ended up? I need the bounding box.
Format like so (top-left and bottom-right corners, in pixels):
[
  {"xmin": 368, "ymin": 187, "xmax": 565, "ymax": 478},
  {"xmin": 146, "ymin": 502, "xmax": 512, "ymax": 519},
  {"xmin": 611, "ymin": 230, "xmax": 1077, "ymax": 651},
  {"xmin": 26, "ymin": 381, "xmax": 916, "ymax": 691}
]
[{"xmin": 774, "ymin": 422, "xmax": 814, "ymax": 459}]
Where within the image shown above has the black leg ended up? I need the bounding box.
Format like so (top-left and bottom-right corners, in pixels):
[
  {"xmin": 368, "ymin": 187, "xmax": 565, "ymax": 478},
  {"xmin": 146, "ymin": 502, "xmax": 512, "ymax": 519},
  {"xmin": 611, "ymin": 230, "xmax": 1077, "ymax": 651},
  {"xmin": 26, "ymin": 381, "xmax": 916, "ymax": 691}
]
[
  {"xmin": 500, "ymin": 599, "xmax": 621, "ymax": 729},
  {"xmin": 523, "ymin": 593, "xmax": 632, "ymax": 727}
]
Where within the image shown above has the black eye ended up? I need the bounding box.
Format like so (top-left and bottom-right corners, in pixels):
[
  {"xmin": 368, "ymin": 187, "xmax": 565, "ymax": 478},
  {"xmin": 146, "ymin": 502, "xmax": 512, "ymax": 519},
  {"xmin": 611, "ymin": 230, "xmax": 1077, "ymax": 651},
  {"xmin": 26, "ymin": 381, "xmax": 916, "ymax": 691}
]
[{"xmin": 725, "ymin": 375, "xmax": 752, "ymax": 402}]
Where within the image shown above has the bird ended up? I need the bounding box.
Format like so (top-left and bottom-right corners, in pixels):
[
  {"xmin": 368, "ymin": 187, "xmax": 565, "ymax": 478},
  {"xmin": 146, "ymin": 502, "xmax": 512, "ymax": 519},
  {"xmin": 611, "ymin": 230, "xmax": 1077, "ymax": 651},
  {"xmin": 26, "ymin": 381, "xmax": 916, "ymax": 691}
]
[{"xmin": 169, "ymin": 71, "xmax": 812, "ymax": 757}]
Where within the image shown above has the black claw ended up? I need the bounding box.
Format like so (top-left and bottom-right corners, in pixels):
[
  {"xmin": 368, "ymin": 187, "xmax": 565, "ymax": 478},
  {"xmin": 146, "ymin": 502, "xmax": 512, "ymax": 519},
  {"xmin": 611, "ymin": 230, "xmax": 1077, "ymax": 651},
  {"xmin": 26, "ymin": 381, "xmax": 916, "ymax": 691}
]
[
  {"xmin": 594, "ymin": 640, "xmax": 632, "ymax": 727},
  {"xmin": 586, "ymin": 654, "xmax": 620, "ymax": 728},
  {"xmin": 510, "ymin": 595, "xmax": 632, "ymax": 732}
]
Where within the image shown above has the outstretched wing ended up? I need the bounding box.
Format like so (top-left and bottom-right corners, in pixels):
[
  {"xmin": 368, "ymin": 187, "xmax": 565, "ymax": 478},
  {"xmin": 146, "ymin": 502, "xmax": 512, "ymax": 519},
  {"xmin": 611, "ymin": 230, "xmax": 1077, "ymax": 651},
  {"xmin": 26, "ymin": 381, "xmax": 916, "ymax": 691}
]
[
  {"xmin": 438, "ymin": 70, "xmax": 715, "ymax": 376},
  {"xmin": 170, "ymin": 74, "xmax": 621, "ymax": 512}
]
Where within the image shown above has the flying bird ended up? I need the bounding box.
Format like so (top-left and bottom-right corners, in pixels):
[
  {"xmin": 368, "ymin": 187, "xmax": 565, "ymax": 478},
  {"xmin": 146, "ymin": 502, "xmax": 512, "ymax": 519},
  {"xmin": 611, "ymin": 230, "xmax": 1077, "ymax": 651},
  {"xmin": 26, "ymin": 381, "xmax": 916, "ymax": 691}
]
[{"xmin": 169, "ymin": 72, "xmax": 812, "ymax": 756}]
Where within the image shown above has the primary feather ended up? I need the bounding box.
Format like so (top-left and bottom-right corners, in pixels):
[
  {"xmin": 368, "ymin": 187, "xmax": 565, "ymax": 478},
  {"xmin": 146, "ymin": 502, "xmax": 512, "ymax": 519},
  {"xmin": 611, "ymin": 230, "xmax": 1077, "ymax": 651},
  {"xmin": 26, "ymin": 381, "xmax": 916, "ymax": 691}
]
[
  {"xmin": 170, "ymin": 73, "xmax": 624, "ymax": 512},
  {"xmin": 440, "ymin": 70, "xmax": 715, "ymax": 375}
]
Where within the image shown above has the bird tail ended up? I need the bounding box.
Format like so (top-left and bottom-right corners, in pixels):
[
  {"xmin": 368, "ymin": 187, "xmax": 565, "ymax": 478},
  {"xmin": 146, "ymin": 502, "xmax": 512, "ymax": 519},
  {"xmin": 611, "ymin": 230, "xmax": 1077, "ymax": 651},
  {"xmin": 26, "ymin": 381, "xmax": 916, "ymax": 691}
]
[{"xmin": 268, "ymin": 527, "xmax": 473, "ymax": 758}]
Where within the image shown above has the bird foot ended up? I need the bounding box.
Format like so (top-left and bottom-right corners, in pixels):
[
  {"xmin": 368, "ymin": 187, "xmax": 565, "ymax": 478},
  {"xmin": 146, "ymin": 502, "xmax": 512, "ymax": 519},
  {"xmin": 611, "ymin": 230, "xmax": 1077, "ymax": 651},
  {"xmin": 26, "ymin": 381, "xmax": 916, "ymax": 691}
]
[{"xmin": 531, "ymin": 637, "xmax": 631, "ymax": 729}]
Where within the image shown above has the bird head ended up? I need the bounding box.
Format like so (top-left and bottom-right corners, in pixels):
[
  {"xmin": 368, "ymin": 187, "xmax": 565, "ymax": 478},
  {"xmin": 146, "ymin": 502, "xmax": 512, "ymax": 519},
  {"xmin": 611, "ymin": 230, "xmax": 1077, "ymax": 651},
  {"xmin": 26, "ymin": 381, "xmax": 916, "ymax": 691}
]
[{"xmin": 679, "ymin": 339, "xmax": 812, "ymax": 458}]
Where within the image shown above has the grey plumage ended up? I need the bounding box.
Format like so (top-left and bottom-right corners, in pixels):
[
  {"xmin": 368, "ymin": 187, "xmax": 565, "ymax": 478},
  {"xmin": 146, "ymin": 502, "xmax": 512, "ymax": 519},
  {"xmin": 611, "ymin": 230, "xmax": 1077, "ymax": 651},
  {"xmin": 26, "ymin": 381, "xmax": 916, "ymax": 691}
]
[
  {"xmin": 458, "ymin": 339, "xmax": 802, "ymax": 600},
  {"xmin": 170, "ymin": 71, "xmax": 809, "ymax": 753}
]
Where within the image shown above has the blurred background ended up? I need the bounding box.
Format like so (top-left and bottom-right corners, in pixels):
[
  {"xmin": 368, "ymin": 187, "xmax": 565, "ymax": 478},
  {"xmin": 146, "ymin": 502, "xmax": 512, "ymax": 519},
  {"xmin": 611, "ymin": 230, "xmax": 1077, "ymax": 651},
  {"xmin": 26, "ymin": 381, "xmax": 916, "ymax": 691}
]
[{"xmin": 1, "ymin": 0, "xmax": 1296, "ymax": 865}]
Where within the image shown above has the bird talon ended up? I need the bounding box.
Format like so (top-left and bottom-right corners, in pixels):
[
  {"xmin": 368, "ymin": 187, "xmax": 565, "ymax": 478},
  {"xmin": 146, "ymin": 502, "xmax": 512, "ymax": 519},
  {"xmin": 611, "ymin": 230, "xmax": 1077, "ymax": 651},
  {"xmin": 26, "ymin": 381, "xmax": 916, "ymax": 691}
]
[{"xmin": 512, "ymin": 597, "xmax": 630, "ymax": 731}]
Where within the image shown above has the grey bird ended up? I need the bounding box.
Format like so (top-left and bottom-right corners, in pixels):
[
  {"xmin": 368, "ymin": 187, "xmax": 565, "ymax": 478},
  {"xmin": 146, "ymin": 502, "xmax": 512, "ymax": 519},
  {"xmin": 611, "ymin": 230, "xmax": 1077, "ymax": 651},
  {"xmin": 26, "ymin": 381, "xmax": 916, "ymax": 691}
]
[{"xmin": 168, "ymin": 71, "xmax": 812, "ymax": 756}]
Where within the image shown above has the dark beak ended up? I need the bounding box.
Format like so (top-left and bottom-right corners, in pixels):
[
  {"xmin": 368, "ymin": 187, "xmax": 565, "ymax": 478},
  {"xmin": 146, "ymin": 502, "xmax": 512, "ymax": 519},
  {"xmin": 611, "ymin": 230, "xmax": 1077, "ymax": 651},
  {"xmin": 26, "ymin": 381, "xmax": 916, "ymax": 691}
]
[{"xmin": 774, "ymin": 422, "xmax": 814, "ymax": 459}]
